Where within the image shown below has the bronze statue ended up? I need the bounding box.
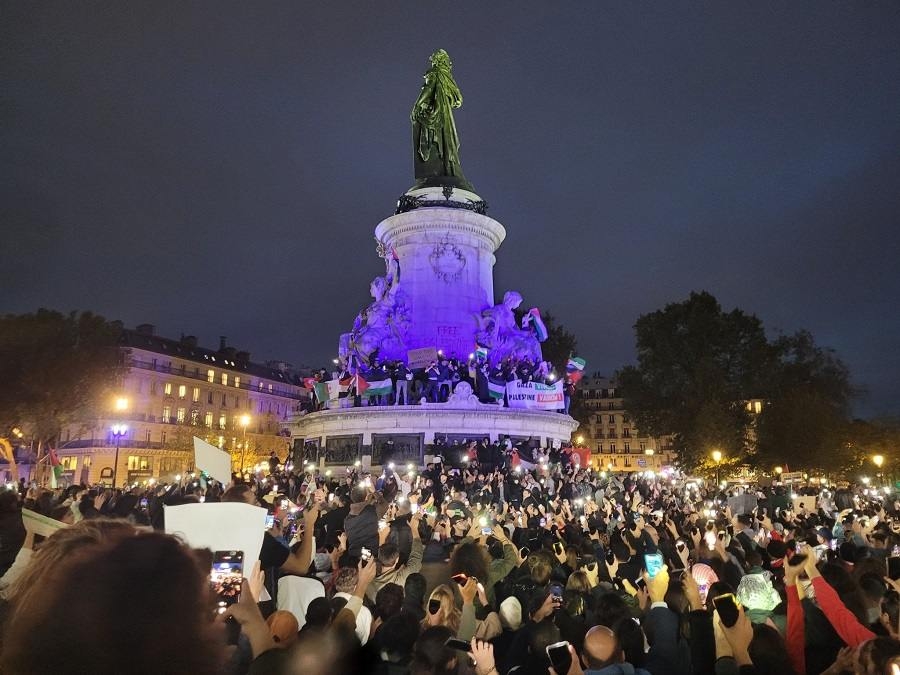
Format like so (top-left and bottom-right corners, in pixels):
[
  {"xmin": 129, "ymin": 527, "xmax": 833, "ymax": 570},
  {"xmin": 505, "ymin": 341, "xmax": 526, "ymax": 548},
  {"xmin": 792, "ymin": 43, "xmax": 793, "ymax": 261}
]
[{"xmin": 410, "ymin": 50, "xmax": 474, "ymax": 192}]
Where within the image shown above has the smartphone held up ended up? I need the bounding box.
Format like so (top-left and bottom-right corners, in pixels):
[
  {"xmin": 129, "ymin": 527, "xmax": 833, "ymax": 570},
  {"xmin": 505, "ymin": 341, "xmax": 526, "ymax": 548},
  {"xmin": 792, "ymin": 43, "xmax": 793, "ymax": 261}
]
[{"xmin": 210, "ymin": 550, "xmax": 244, "ymax": 613}]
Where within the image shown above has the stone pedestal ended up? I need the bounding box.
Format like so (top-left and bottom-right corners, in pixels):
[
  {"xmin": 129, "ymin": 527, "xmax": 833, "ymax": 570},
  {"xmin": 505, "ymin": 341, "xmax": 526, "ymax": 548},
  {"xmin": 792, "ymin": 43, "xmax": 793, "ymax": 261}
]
[
  {"xmin": 375, "ymin": 188, "xmax": 506, "ymax": 358},
  {"xmin": 290, "ymin": 401, "xmax": 577, "ymax": 468}
]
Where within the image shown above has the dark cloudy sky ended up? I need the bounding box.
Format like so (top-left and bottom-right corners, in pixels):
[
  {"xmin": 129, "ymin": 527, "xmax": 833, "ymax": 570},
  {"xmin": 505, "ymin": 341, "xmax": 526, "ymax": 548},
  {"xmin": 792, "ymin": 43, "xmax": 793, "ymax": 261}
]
[{"xmin": 2, "ymin": 3, "xmax": 899, "ymax": 417}]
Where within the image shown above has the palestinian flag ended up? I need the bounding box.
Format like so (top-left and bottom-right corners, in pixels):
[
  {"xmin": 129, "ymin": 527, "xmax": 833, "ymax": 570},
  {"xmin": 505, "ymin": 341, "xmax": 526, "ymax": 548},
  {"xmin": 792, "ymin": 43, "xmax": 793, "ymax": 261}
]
[
  {"xmin": 359, "ymin": 376, "xmax": 392, "ymax": 397},
  {"xmin": 49, "ymin": 447, "xmax": 63, "ymax": 479},
  {"xmin": 333, "ymin": 378, "xmax": 352, "ymax": 399},
  {"xmin": 566, "ymin": 357, "xmax": 586, "ymax": 372},
  {"xmin": 49, "ymin": 447, "xmax": 62, "ymax": 488},
  {"xmin": 524, "ymin": 308, "xmax": 549, "ymax": 342},
  {"xmin": 487, "ymin": 378, "xmax": 506, "ymax": 400}
]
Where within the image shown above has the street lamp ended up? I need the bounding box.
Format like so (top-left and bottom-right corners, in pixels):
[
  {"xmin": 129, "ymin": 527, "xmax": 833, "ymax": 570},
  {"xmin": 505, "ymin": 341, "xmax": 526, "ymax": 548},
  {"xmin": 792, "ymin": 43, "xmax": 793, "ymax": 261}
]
[
  {"xmin": 239, "ymin": 415, "xmax": 251, "ymax": 472},
  {"xmin": 711, "ymin": 450, "xmax": 723, "ymax": 486},
  {"xmin": 873, "ymin": 455, "xmax": 885, "ymax": 486},
  {"xmin": 111, "ymin": 423, "xmax": 128, "ymax": 488},
  {"xmin": 576, "ymin": 435, "xmax": 584, "ymax": 446},
  {"xmin": 115, "ymin": 397, "xmax": 129, "ymax": 412}
]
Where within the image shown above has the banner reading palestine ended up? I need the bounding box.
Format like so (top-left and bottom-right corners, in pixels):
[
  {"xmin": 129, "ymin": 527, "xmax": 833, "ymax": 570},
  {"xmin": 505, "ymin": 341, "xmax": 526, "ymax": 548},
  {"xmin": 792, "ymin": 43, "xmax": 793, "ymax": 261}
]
[{"xmin": 505, "ymin": 380, "xmax": 565, "ymax": 411}]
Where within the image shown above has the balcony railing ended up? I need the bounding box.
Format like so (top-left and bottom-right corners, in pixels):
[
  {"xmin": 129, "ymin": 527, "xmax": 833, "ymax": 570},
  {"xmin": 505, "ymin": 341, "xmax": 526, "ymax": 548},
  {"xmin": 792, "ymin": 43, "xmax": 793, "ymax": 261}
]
[{"xmin": 127, "ymin": 359, "xmax": 305, "ymax": 400}]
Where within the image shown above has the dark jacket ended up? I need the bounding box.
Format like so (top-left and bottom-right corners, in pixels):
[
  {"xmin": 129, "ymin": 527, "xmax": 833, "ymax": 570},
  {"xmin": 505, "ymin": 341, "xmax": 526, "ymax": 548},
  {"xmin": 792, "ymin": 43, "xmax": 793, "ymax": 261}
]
[{"xmin": 0, "ymin": 510, "xmax": 25, "ymax": 577}]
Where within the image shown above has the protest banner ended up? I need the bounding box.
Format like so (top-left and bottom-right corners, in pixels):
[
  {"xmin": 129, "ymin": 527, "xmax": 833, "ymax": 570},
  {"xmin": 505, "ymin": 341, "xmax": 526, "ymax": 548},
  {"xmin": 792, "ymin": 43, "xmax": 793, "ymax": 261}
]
[
  {"xmin": 505, "ymin": 380, "xmax": 565, "ymax": 410},
  {"xmin": 193, "ymin": 436, "xmax": 232, "ymax": 484},
  {"xmin": 407, "ymin": 347, "xmax": 438, "ymax": 369}
]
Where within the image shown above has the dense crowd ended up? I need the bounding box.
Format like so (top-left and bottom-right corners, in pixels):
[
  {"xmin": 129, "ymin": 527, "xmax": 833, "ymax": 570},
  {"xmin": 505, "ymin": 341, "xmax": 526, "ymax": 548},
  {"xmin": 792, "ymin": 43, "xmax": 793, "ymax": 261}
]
[
  {"xmin": 1, "ymin": 455, "xmax": 899, "ymax": 675},
  {"xmin": 308, "ymin": 354, "xmax": 574, "ymax": 412}
]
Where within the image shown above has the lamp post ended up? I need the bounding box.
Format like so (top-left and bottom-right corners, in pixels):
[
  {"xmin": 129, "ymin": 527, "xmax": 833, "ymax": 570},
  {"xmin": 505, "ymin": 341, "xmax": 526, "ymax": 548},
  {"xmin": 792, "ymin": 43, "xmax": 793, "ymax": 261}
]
[
  {"xmin": 239, "ymin": 415, "xmax": 251, "ymax": 472},
  {"xmin": 873, "ymin": 454, "xmax": 885, "ymax": 486},
  {"xmin": 111, "ymin": 423, "xmax": 128, "ymax": 488},
  {"xmin": 711, "ymin": 450, "xmax": 723, "ymax": 487}
]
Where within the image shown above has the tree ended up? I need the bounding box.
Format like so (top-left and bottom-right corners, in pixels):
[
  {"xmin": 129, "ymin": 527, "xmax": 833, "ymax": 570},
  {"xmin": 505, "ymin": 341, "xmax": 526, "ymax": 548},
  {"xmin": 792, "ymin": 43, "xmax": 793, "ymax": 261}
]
[
  {"xmin": 540, "ymin": 312, "xmax": 578, "ymax": 377},
  {"xmin": 752, "ymin": 330, "xmax": 855, "ymax": 471},
  {"xmin": 617, "ymin": 291, "xmax": 775, "ymax": 470},
  {"xmin": 0, "ymin": 309, "xmax": 123, "ymax": 474}
]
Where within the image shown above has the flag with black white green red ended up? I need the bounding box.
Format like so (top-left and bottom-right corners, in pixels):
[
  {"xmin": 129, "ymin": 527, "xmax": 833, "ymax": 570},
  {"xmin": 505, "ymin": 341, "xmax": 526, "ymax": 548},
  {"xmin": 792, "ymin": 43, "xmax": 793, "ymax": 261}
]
[
  {"xmin": 487, "ymin": 378, "xmax": 506, "ymax": 400},
  {"xmin": 359, "ymin": 376, "xmax": 392, "ymax": 397},
  {"xmin": 566, "ymin": 357, "xmax": 586, "ymax": 372}
]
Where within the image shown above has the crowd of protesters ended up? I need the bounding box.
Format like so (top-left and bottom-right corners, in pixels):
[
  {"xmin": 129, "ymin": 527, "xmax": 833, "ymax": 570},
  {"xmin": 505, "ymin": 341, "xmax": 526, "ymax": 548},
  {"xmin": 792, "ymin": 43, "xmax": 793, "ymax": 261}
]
[
  {"xmin": 2, "ymin": 451, "xmax": 900, "ymax": 675},
  {"xmin": 306, "ymin": 353, "xmax": 576, "ymax": 412}
]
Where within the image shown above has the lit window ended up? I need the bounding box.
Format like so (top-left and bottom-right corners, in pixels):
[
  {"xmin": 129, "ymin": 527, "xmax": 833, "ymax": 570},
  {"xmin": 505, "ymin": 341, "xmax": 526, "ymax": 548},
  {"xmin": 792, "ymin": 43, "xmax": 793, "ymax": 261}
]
[
  {"xmin": 164, "ymin": 382, "xmax": 172, "ymax": 396},
  {"xmin": 258, "ymin": 381, "xmax": 263, "ymax": 391},
  {"xmin": 60, "ymin": 456, "xmax": 77, "ymax": 470},
  {"xmin": 176, "ymin": 407, "xmax": 186, "ymax": 423},
  {"xmin": 222, "ymin": 373, "xmax": 228, "ymax": 386},
  {"xmin": 204, "ymin": 412, "xmax": 213, "ymax": 428},
  {"xmin": 178, "ymin": 385, "xmax": 186, "ymax": 399},
  {"xmin": 190, "ymin": 409, "xmax": 199, "ymax": 426},
  {"xmin": 755, "ymin": 401, "xmax": 762, "ymax": 414},
  {"xmin": 207, "ymin": 370, "xmax": 215, "ymax": 383},
  {"xmin": 192, "ymin": 387, "xmax": 200, "ymax": 403},
  {"xmin": 268, "ymin": 384, "xmax": 273, "ymax": 393},
  {"xmin": 162, "ymin": 406, "xmax": 171, "ymax": 423},
  {"xmin": 127, "ymin": 456, "xmax": 152, "ymax": 471},
  {"xmin": 218, "ymin": 414, "xmax": 226, "ymax": 430},
  {"xmin": 234, "ymin": 377, "xmax": 240, "ymax": 389}
]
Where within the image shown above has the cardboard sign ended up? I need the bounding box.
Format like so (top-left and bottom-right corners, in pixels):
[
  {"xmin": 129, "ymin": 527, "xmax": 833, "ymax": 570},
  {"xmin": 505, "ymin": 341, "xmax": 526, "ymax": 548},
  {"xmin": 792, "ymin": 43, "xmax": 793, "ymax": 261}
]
[
  {"xmin": 407, "ymin": 347, "xmax": 439, "ymax": 369},
  {"xmin": 193, "ymin": 436, "xmax": 232, "ymax": 484}
]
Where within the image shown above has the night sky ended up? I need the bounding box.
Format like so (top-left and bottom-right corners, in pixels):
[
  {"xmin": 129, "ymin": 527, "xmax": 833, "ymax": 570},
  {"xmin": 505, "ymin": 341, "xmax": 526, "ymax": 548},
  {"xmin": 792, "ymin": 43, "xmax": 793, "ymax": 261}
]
[{"xmin": 2, "ymin": 4, "xmax": 899, "ymax": 417}]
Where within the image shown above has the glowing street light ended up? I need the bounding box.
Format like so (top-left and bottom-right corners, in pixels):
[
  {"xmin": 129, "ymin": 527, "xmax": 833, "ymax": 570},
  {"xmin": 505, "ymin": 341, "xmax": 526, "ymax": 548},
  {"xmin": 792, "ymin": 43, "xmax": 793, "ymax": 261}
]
[
  {"xmin": 114, "ymin": 397, "xmax": 129, "ymax": 412},
  {"xmin": 239, "ymin": 415, "xmax": 251, "ymax": 472},
  {"xmin": 576, "ymin": 435, "xmax": 584, "ymax": 446},
  {"xmin": 111, "ymin": 423, "xmax": 128, "ymax": 489},
  {"xmin": 873, "ymin": 455, "xmax": 885, "ymax": 486},
  {"xmin": 711, "ymin": 450, "xmax": 723, "ymax": 486},
  {"xmin": 774, "ymin": 466, "xmax": 783, "ymax": 475}
]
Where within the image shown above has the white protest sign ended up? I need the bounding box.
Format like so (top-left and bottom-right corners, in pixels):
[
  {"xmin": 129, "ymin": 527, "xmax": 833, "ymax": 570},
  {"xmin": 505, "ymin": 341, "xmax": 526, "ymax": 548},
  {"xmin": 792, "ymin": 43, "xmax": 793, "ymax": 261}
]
[
  {"xmin": 193, "ymin": 436, "xmax": 232, "ymax": 484},
  {"xmin": 164, "ymin": 502, "xmax": 267, "ymax": 575},
  {"xmin": 22, "ymin": 508, "xmax": 69, "ymax": 538}
]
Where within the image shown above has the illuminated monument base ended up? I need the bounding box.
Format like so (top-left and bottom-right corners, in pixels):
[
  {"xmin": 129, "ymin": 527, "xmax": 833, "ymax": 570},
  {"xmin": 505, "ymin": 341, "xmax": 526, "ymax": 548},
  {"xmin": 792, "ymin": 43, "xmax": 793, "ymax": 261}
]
[{"xmin": 292, "ymin": 390, "xmax": 578, "ymax": 470}]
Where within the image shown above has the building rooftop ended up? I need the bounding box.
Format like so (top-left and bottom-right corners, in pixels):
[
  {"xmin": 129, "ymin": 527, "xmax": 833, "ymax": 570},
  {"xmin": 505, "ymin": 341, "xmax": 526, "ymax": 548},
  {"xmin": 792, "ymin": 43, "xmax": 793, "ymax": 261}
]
[{"xmin": 119, "ymin": 325, "xmax": 303, "ymax": 387}]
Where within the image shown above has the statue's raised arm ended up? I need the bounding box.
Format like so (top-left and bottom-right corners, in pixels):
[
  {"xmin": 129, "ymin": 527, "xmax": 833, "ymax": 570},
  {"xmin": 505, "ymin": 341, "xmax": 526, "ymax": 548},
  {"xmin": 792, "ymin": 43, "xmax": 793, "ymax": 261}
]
[{"xmin": 410, "ymin": 49, "xmax": 474, "ymax": 192}]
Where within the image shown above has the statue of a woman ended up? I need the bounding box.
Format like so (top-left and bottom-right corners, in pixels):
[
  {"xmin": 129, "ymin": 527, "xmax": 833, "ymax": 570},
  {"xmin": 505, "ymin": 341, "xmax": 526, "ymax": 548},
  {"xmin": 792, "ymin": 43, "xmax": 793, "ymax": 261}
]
[{"xmin": 410, "ymin": 49, "xmax": 474, "ymax": 192}]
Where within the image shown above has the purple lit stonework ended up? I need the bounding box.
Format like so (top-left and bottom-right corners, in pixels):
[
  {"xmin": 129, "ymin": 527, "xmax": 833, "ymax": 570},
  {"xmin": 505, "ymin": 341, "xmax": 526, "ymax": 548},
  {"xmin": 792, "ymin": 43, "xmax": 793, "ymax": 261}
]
[{"xmin": 341, "ymin": 186, "xmax": 544, "ymax": 367}]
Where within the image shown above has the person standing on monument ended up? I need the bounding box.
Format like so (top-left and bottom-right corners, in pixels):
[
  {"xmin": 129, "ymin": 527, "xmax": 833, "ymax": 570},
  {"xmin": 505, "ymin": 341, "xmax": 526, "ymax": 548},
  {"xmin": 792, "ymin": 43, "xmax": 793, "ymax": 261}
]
[
  {"xmin": 425, "ymin": 360, "xmax": 440, "ymax": 402},
  {"xmin": 394, "ymin": 361, "xmax": 410, "ymax": 406}
]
